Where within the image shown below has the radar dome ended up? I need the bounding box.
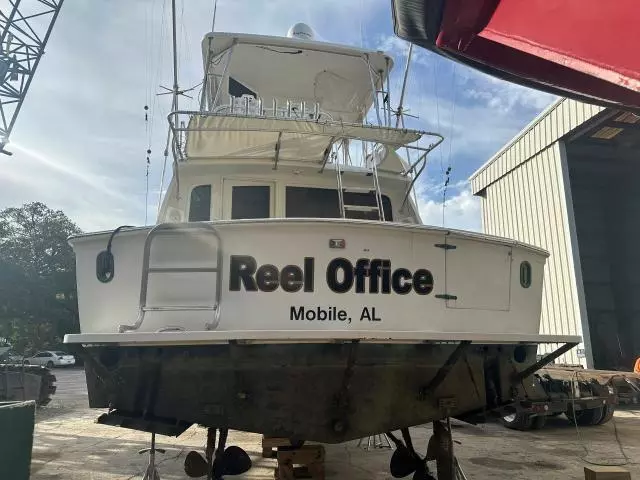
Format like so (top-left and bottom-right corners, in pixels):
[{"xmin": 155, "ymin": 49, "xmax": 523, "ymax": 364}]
[{"xmin": 286, "ymin": 23, "xmax": 316, "ymax": 41}]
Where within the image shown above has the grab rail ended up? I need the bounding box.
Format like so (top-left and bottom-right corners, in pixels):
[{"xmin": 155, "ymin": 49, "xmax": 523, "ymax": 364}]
[{"xmin": 118, "ymin": 222, "xmax": 223, "ymax": 333}]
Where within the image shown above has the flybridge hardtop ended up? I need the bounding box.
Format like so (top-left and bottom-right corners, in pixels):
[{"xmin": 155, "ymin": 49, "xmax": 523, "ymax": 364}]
[
  {"xmin": 200, "ymin": 31, "xmax": 393, "ymax": 124},
  {"xmin": 64, "ymin": 22, "xmax": 581, "ymax": 479}
]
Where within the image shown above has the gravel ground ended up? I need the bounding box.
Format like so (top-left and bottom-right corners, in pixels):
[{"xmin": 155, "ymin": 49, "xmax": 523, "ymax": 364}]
[{"xmin": 30, "ymin": 368, "xmax": 640, "ymax": 479}]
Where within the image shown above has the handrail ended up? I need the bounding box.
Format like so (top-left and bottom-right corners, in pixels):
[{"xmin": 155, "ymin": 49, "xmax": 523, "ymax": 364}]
[{"xmin": 119, "ymin": 222, "xmax": 223, "ymax": 333}]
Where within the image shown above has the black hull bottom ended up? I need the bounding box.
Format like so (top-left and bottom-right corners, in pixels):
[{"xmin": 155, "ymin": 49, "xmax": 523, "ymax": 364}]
[{"xmin": 77, "ymin": 342, "xmax": 543, "ymax": 443}]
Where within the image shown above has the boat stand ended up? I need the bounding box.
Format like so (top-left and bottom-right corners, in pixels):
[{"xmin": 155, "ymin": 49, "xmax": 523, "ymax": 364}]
[
  {"xmin": 138, "ymin": 432, "xmax": 165, "ymax": 480},
  {"xmin": 356, "ymin": 433, "xmax": 392, "ymax": 450}
]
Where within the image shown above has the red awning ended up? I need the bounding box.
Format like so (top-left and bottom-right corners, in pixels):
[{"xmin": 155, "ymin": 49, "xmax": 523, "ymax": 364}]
[{"xmin": 392, "ymin": 0, "xmax": 640, "ymax": 111}]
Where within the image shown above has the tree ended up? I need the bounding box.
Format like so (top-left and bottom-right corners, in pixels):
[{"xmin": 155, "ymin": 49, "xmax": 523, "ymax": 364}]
[{"xmin": 0, "ymin": 202, "xmax": 81, "ymax": 353}]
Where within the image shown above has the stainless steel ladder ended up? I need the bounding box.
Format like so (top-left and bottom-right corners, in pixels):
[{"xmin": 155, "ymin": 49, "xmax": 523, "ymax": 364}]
[
  {"xmin": 335, "ymin": 140, "xmax": 386, "ymax": 221},
  {"xmin": 119, "ymin": 223, "xmax": 223, "ymax": 333}
]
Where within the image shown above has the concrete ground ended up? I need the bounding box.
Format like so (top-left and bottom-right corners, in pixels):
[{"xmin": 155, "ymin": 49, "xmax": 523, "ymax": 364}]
[{"xmin": 31, "ymin": 368, "xmax": 640, "ymax": 479}]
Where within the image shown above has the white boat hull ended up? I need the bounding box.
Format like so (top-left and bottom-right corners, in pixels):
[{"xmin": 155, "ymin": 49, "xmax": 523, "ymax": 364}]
[
  {"xmin": 67, "ymin": 219, "xmax": 550, "ymax": 341},
  {"xmin": 65, "ymin": 219, "xmax": 579, "ymax": 443}
]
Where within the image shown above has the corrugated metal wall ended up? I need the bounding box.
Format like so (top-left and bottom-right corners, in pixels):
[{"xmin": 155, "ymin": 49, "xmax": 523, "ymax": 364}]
[
  {"xmin": 470, "ymin": 99, "xmax": 605, "ymax": 195},
  {"xmin": 481, "ymin": 143, "xmax": 584, "ymax": 364}
]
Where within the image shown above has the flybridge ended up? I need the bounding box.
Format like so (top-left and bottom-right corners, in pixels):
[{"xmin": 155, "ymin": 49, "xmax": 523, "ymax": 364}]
[{"xmin": 228, "ymin": 255, "xmax": 434, "ymax": 295}]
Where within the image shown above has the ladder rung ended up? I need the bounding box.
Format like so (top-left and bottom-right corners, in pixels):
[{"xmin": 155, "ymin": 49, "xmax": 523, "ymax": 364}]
[
  {"xmin": 344, "ymin": 205, "xmax": 379, "ymax": 212},
  {"xmin": 149, "ymin": 267, "xmax": 219, "ymax": 273},
  {"xmin": 142, "ymin": 305, "xmax": 218, "ymax": 312},
  {"xmin": 342, "ymin": 187, "xmax": 374, "ymax": 193}
]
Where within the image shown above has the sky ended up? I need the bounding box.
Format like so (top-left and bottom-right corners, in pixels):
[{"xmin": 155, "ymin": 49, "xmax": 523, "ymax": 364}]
[{"xmin": 0, "ymin": 0, "xmax": 556, "ymax": 232}]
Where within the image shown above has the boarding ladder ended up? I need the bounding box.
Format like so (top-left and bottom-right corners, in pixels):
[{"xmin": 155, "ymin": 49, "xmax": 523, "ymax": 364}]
[
  {"xmin": 335, "ymin": 139, "xmax": 386, "ymax": 221},
  {"xmin": 119, "ymin": 223, "xmax": 223, "ymax": 333}
]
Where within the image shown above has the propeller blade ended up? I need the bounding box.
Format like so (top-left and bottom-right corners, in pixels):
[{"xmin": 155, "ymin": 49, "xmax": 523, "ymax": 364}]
[
  {"xmin": 390, "ymin": 446, "xmax": 419, "ymax": 478},
  {"xmin": 221, "ymin": 446, "xmax": 252, "ymax": 475},
  {"xmin": 184, "ymin": 450, "xmax": 208, "ymax": 478}
]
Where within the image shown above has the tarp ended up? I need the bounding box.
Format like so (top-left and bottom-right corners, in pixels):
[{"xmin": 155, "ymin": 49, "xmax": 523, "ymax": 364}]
[
  {"xmin": 184, "ymin": 114, "xmax": 424, "ymax": 163},
  {"xmin": 392, "ymin": 0, "xmax": 640, "ymax": 111}
]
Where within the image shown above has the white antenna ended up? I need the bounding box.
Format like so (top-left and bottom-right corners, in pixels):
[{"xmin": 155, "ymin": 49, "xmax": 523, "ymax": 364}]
[
  {"xmin": 211, "ymin": 0, "xmax": 218, "ymax": 31},
  {"xmin": 171, "ymin": 0, "xmax": 179, "ymax": 113},
  {"xmin": 156, "ymin": 0, "xmax": 181, "ymax": 217},
  {"xmin": 395, "ymin": 42, "xmax": 413, "ymax": 128}
]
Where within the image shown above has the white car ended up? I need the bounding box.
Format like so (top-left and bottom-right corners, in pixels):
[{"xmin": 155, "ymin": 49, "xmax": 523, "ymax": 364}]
[{"xmin": 24, "ymin": 351, "xmax": 75, "ymax": 368}]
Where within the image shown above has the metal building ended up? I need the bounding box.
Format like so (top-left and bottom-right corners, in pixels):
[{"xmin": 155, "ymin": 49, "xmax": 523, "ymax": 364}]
[{"xmin": 469, "ymin": 98, "xmax": 640, "ymax": 369}]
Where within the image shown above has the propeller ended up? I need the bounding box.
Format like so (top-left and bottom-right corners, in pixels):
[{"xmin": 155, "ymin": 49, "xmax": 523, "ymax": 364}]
[{"xmin": 184, "ymin": 446, "xmax": 252, "ymax": 479}]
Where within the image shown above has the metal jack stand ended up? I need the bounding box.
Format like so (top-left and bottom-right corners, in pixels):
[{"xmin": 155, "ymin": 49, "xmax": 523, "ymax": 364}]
[
  {"xmin": 357, "ymin": 433, "xmax": 392, "ymax": 450},
  {"xmin": 429, "ymin": 418, "xmax": 468, "ymax": 480},
  {"xmin": 138, "ymin": 432, "xmax": 165, "ymax": 480}
]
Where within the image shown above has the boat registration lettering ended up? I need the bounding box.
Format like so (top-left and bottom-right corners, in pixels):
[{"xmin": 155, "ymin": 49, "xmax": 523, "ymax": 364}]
[{"xmin": 229, "ymin": 255, "xmax": 433, "ymax": 295}]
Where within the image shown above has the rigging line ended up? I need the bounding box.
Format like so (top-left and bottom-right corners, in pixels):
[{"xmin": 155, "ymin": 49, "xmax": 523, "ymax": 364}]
[
  {"xmin": 149, "ymin": 0, "xmax": 169, "ymax": 144},
  {"xmin": 157, "ymin": 128, "xmax": 171, "ymax": 215},
  {"xmin": 145, "ymin": 153, "xmax": 150, "ymax": 225},
  {"xmin": 359, "ymin": 0, "xmax": 364, "ymax": 48},
  {"xmin": 442, "ymin": 63, "xmax": 458, "ymax": 227},
  {"xmin": 211, "ymin": 0, "xmax": 218, "ymax": 32},
  {"xmin": 447, "ymin": 63, "xmax": 458, "ymax": 168},
  {"xmin": 432, "ymin": 55, "xmax": 444, "ymax": 174}
]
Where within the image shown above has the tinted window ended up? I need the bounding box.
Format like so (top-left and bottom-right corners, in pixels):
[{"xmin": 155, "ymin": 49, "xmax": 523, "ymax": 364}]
[
  {"xmin": 231, "ymin": 186, "xmax": 270, "ymax": 219},
  {"xmin": 188, "ymin": 185, "xmax": 212, "ymax": 221},
  {"xmin": 229, "ymin": 77, "xmax": 257, "ymax": 98},
  {"xmin": 286, "ymin": 187, "xmax": 393, "ymax": 221}
]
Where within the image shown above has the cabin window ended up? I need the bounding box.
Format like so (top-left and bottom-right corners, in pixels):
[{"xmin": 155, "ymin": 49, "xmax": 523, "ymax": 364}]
[
  {"xmin": 286, "ymin": 187, "xmax": 393, "ymax": 221},
  {"xmin": 231, "ymin": 185, "xmax": 271, "ymax": 219},
  {"xmin": 520, "ymin": 261, "xmax": 532, "ymax": 288},
  {"xmin": 188, "ymin": 185, "xmax": 212, "ymax": 221}
]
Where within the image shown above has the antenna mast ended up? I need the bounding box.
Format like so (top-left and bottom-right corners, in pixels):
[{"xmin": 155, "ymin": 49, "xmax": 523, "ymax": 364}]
[
  {"xmin": 171, "ymin": 0, "xmax": 179, "ymax": 113},
  {"xmin": 395, "ymin": 42, "xmax": 413, "ymax": 128}
]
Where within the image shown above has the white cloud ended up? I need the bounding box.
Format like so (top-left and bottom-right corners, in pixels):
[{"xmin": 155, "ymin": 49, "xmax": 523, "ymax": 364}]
[{"xmin": 417, "ymin": 189, "xmax": 482, "ymax": 232}]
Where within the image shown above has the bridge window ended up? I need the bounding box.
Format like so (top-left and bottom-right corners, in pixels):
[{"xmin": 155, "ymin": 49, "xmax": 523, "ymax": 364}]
[
  {"xmin": 286, "ymin": 187, "xmax": 393, "ymax": 221},
  {"xmin": 231, "ymin": 185, "xmax": 271, "ymax": 219},
  {"xmin": 188, "ymin": 185, "xmax": 212, "ymax": 221}
]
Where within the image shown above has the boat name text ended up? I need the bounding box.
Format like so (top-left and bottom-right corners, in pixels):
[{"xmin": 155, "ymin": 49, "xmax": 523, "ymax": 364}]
[{"xmin": 229, "ymin": 255, "xmax": 434, "ymax": 295}]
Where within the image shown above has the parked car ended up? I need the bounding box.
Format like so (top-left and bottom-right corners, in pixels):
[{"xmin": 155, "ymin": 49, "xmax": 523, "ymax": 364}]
[{"xmin": 23, "ymin": 351, "xmax": 75, "ymax": 368}]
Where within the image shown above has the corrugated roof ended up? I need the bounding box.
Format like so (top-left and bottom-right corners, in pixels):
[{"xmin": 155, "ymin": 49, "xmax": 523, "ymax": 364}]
[{"xmin": 469, "ymin": 98, "xmax": 606, "ymax": 193}]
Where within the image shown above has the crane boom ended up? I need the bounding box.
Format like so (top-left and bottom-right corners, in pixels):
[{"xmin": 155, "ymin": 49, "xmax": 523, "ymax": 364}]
[{"xmin": 0, "ymin": 0, "xmax": 64, "ymax": 154}]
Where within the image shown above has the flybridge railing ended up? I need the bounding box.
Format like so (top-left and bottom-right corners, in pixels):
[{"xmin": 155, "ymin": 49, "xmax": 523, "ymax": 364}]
[
  {"xmin": 167, "ymin": 108, "xmax": 444, "ymax": 214},
  {"xmin": 213, "ymin": 94, "xmax": 335, "ymax": 122}
]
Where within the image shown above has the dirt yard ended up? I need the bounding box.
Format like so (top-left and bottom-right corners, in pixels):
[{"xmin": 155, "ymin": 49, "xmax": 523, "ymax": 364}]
[{"xmin": 30, "ymin": 368, "xmax": 640, "ymax": 479}]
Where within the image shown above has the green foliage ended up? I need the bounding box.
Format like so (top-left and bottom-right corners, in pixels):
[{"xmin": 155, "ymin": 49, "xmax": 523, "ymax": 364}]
[{"xmin": 0, "ymin": 202, "xmax": 81, "ymax": 354}]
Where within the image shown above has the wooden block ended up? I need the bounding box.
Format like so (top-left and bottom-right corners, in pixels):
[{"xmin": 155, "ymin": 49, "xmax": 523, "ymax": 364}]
[
  {"xmin": 263, "ymin": 436, "xmax": 293, "ymax": 449},
  {"xmin": 306, "ymin": 461, "xmax": 325, "ymax": 480},
  {"xmin": 584, "ymin": 466, "xmax": 631, "ymax": 480},
  {"xmin": 275, "ymin": 463, "xmax": 324, "ymax": 480},
  {"xmin": 275, "ymin": 464, "xmax": 296, "ymax": 480},
  {"xmin": 277, "ymin": 445, "xmax": 325, "ymax": 465},
  {"xmin": 263, "ymin": 436, "xmax": 294, "ymax": 458}
]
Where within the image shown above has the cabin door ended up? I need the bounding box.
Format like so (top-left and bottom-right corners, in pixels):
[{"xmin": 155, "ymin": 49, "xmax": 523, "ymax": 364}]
[
  {"xmin": 444, "ymin": 238, "xmax": 512, "ymax": 311},
  {"xmin": 222, "ymin": 180, "xmax": 276, "ymax": 220}
]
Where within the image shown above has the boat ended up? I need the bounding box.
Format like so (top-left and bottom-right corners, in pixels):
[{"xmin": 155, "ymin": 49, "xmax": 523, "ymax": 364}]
[{"xmin": 64, "ymin": 21, "xmax": 580, "ymax": 478}]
